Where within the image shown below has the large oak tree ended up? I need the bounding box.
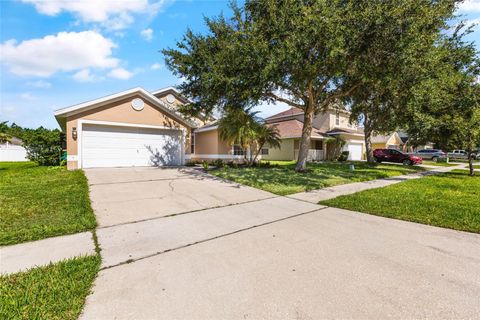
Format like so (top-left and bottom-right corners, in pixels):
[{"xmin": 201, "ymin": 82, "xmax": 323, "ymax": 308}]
[{"xmin": 164, "ymin": 0, "xmax": 458, "ymax": 171}]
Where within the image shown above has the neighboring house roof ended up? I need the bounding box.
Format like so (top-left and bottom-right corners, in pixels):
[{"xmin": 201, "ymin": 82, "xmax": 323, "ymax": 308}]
[
  {"xmin": 1, "ymin": 136, "xmax": 23, "ymax": 146},
  {"xmin": 371, "ymin": 134, "xmax": 391, "ymax": 144},
  {"xmin": 194, "ymin": 121, "xmax": 219, "ymax": 133},
  {"xmin": 266, "ymin": 105, "xmax": 352, "ymax": 122},
  {"xmin": 371, "ymin": 132, "xmax": 402, "ymax": 144},
  {"xmin": 265, "ymin": 107, "xmax": 303, "ymax": 121},
  {"xmin": 326, "ymin": 128, "xmax": 364, "ymax": 136},
  {"xmin": 268, "ymin": 119, "xmax": 328, "ymax": 139},
  {"xmin": 54, "ymin": 87, "xmax": 197, "ymax": 130}
]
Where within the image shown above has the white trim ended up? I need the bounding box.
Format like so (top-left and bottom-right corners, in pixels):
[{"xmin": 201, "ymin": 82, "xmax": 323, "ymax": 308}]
[
  {"xmin": 194, "ymin": 125, "xmax": 218, "ymax": 133},
  {"xmin": 328, "ymin": 132, "xmax": 364, "ymax": 137},
  {"xmin": 189, "ymin": 154, "xmax": 246, "ymax": 159},
  {"xmin": 54, "ymin": 87, "xmax": 196, "ymax": 129},
  {"xmin": 151, "ymin": 86, "xmax": 182, "ymax": 96},
  {"xmin": 76, "ymin": 119, "xmax": 184, "ymax": 168}
]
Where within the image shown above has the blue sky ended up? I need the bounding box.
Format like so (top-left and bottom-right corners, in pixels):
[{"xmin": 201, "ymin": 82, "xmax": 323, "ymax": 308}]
[{"xmin": 1, "ymin": 0, "xmax": 479, "ymax": 129}]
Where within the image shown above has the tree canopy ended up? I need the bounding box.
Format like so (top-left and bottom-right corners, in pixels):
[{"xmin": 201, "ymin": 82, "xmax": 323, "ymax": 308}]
[{"xmin": 164, "ymin": 0, "xmax": 460, "ymax": 170}]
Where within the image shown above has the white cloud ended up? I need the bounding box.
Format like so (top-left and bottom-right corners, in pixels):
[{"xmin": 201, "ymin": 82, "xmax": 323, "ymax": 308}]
[
  {"xmin": 28, "ymin": 80, "xmax": 51, "ymax": 88},
  {"xmin": 0, "ymin": 31, "xmax": 119, "ymax": 77},
  {"xmin": 458, "ymin": 0, "xmax": 480, "ymax": 12},
  {"xmin": 19, "ymin": 92, "xmax": 37, "ymax": 101},
  {"xmin": 108, "ymin": 67, "xmax": 134, "ymax": 80},
  {"xmin": 21, "ymin": 0, "xmax": 174, "ymax": 30},
  {"xmin": 141, "ymin": 28, "xmax": 154, "ymax": 41},
  {"xmin": 150, "ymin": 62, "xmax": 162, "ymax": 70},
  {"xmin": 73, "ymin": 69, "xmax": 104, "ymax": 83}
]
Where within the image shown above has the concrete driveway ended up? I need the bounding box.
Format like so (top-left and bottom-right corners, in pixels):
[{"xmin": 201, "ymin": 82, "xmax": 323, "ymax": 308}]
[
  {"xmin": 85, "ymin": 167, "xmax": 274, "ymax": 227},
  {"xmin": 82, "ymin": 167, "xmax": 480, "ymax": 319}
]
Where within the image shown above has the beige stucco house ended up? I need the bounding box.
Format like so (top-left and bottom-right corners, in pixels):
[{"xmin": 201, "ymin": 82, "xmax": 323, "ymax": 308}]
[
  {"xmin": 55, "ymin": 87, "xmax": 248, "ymax": 170},
  {"xmin": 261, "ymin": 108, "xmax": 365, "ymax": 161}
]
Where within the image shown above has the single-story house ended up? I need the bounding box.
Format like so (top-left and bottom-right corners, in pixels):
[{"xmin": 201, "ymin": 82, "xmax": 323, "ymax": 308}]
[{"xmin": 54, "ymin": 87, "xmax": 251, "ymax": 170}]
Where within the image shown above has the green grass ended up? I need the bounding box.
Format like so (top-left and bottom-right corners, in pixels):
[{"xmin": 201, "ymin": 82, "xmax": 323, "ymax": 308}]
[
  {"xmin": 321, "ymin": 170, "xmax": 480, "ymax": 233},
  {"xmin": 473, "ymin": 165, "xmax": 480, "ymax": 169},
  {"xmin": 210, "ymin": 161, "xmax": 426, "ymax": 195},
  {"xmin": 0, "ymin": 255, "xmax": 100, "ymax": 320},
  {"xmin": 0, "ymin": 162, "xmax": 96, "ymax": 245},
  {"xmin": 421, "ymin": 160, "xmax": 458, "ymax": 167}
]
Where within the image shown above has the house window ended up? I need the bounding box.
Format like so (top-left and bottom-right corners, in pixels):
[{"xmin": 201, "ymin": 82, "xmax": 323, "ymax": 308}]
[
  {"xmin": 261, "ymin": 148, "xmax": 269, "ymax": 155},
  {"xmin": 190, "ymin": 133, "xmax": 195, "ymax": 154},
  {"xmin": 314, "ymin": 140, "xmax": 323, "ymax": 150},
  {"xmin": 335, "ymin": 112, "xmax": 340, "ymax": 126},
  {"xmin": 233, "ymin": 145, "xmax": 245, "ymax": 156}
]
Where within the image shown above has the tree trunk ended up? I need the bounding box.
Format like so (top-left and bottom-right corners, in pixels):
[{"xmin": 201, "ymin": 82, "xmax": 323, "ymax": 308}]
[
  {"xmin": 468, "ymin": 151, "xmax": 475, "ymax": 176},
  {"xmin": 295, "ymin": 101, "xmax": 314, "ymax": 172},
  {"xmin": 363, "ymin": 112, "xmax": 375, "ymax": 163}
]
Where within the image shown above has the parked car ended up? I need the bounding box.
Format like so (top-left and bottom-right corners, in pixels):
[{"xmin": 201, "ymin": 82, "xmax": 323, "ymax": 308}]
[
  {"xmin": 373, "ymin": 149, "xmax": 423, "ymax": 165},
  {"xmin": 448, "ymin": 150, "xmax": 468, "ymax": 160},
  {"xmin": 410, "ymin": 149, "xmax": 447, "ymax": 162}
]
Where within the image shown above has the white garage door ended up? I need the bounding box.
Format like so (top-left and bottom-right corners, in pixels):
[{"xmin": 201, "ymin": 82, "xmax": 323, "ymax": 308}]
[
  {"xmin": 347, "ymin": 143, "xmax": 363, "ymax": 161},
  {"xmin": 81, "ymin": 124, "xmax": 182, "ymax": 168}
]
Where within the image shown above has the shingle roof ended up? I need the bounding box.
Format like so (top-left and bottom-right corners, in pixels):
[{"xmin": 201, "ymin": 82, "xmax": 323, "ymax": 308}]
[
  {"xmin": 268, "ymin": 119, "xmax": 327, "ymax": 139},
  {"xmin": 265, "ymin": 107, "xmax": 303, "ymax": 121},
  {"xmin": 371, "ymin": 134, "xmax": 391, "ymax": 143}
]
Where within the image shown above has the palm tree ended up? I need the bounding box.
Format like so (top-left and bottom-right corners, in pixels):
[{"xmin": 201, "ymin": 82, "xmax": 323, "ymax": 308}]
[
  {"xmin": 218, "ymin": 107, "xmax": 260, "ymax": 162},
  {"xmin": 218, "ymin": 107, "xmax": 281, "ymax": 165},
  {"xmin": 252, "ymin": 124, "xmax": 281, "ymax": 163}
]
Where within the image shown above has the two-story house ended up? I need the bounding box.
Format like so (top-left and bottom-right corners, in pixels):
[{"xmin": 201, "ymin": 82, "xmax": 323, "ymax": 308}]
[{"xmin": 261, "ymin": 107, "xmax": 365, "ymax": 161}]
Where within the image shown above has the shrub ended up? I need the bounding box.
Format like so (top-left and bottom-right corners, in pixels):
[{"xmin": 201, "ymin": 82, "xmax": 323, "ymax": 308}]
[
  {"xmin": 202, "ymin": 161, "xmax": 209, "ymax": 170},
  {"xmin": 22, "ymin": 128, "xmax": 64, "ymax": 166},
  {"xmin": 337, "ymin": 151, "xmax": 349, "ymax": 162},
  {"xmin": 212, "ymin": 159, "xmax": 225, "ymax": 168}
]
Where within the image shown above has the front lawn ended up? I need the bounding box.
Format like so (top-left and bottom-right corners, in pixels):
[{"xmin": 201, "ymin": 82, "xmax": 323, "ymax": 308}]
[
  {"xmin": 421, "ymin": 160, "xmax": 457, "ymax": 167},
  {"xmin": 0, "ymin": 162, "xmax": 96, "ymax": 245},
  {"xmin": 210, "ymin": 161, "xmax": 425, "ymax": 195},
  {"xmin": 0, "ymin": 255, "xmax": 100, "ymax": 320},
  {"xmin": 321, "ymin": 170, "xmax": 480, "ymax": 233}
]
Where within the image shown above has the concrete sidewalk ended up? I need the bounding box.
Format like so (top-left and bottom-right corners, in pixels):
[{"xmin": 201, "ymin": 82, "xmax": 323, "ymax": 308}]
[
  {"xmin": 81, "ymin": 207, "xmax": 480, "ymax": 319},
  {"xmin": 0, "ymin": 231, "xmax": 96, "ymax": 274},
  {"xmin": 98, "ymin": 197, "xmax": 321, "ymax": 268},
  {"xmin": 288, "ymin": 164, "xmax": 465, "ymax": 203}
]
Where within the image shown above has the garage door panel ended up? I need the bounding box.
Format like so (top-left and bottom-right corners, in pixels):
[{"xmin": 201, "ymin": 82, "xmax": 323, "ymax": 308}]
[
  {"xmin": 81, "ymin": 124, "xmax": 182, "ymax": 168},
  {"xmin": 346, "ymin": 143, "xmax": 363, "ymax": 161}
]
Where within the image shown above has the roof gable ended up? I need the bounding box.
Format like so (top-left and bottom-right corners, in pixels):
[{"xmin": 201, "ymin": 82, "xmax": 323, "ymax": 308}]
[
  {"xmin": 54, "ymin": 87, "xmax": 196, "ymax": 130},
  {"xmin": 151, "ymin": 87, "xmax": 190, "ymax": 104}
]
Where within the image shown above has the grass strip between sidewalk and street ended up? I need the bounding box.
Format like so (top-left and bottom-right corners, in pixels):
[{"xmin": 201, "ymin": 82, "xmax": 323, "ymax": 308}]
[
  {"xmin": 320, "ymin": 170, "xmax": 480, "ymax": 233},
  {"xmin": 0, "ymin": 255, "xmax": 100, "ymax": 320}
]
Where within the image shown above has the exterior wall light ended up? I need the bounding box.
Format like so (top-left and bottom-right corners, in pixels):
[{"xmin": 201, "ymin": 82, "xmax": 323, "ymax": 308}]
[{"xmin": 72, "ymin": 127, "xmax": 77, "ymax": 140}]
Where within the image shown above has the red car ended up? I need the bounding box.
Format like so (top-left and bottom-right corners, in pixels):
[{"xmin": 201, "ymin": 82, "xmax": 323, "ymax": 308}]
[{"xmin": 373, "ymin": 149, "xmax": 422, "ymax": 165}]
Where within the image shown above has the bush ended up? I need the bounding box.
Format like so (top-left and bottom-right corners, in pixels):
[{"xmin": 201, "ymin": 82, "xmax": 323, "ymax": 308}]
[
  {"xmin": 337, "ymin": 151, "xmax": 349, "ymax": 162},
  {"xmin": 212, "ymin": 159, "xmax": 225, "ymax": 168},
  {"xmin": 202, "ymin": 161, "xmax": 209, "ymax": 170},
  {"xmin": 22, "ymin": 128, "xmax": 64, "ymax": 166}
]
